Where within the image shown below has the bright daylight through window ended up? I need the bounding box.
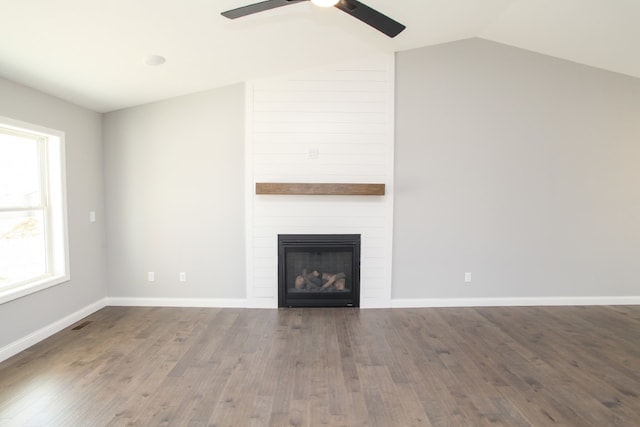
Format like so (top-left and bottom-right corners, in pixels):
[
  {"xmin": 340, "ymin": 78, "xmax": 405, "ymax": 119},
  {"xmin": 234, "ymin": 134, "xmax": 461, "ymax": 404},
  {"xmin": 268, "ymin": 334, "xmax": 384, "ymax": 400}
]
[{"xmin": 0, "ymin": 117, "xmax": 68, "ymax": 304}]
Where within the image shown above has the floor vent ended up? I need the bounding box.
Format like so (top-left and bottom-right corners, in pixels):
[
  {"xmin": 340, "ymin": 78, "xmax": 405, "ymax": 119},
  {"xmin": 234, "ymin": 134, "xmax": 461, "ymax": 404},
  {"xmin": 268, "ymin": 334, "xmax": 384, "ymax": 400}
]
[{"xmin": 71, "ymin": 321, "xmax": 92, "ymax": 331}]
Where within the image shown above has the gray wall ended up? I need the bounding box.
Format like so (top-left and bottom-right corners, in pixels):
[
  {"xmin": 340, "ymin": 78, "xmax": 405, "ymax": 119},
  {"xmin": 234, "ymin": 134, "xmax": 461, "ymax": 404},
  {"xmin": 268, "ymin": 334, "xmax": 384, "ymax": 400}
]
[
  {"xmin": 393, "ymin": 38, "xmax": 640, "ymax": 299},
  {"xmin": 0, "ymin": 77, "xmax": 106, "ymax": 347},
  {"xmin": 103, "ymin": 85, "xmax": 245, "ymax": 300}
]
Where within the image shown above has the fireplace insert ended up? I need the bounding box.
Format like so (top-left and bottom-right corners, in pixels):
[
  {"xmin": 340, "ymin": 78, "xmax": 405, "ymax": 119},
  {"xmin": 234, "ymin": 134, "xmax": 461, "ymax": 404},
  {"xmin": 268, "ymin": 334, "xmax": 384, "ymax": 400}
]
[{"xmin": 278, "ymin": 234, "xmax": 360, "ymax": 307}]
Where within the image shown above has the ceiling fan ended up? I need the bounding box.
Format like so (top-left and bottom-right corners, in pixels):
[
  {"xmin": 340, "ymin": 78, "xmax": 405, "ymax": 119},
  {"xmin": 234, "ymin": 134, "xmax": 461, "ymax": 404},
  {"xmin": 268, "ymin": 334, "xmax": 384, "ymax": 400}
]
[{"xmin": 221, "ymin": 0, "xmax": 406, "ymax": 38}]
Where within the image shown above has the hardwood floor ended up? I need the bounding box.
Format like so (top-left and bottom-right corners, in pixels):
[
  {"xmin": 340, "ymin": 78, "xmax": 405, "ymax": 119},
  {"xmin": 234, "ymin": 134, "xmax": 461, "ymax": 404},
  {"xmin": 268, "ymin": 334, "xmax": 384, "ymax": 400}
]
[{"xmin": 1, "ymin": 306, "xmax": 639, "ymax": 426}]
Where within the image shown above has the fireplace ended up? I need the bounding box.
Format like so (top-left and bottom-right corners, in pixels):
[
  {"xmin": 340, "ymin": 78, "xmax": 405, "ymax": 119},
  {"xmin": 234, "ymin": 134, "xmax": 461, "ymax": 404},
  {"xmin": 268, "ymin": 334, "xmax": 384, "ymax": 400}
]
[{"xmin": 278, "ymin": 234, "xmax": 360, "ymax": 307}]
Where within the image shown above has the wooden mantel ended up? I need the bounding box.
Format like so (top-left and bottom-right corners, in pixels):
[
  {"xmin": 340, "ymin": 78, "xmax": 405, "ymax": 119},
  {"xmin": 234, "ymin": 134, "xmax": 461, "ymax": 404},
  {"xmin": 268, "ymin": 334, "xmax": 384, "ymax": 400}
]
[{"xmin": 256, "ymin": 183, "xmax": 385, "ymax": 196}]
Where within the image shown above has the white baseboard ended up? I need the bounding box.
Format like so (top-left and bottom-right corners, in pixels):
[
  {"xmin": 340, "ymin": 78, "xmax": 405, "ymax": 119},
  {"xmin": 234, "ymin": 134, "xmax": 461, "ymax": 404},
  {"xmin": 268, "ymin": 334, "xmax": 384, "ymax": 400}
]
[
  {"xmin": 391, "ymin": 296, "xmax": 640, "ymax": 308},
  {"xmin": 107, "ymin": 297, "xmax": 248, "ymax": 308},
  {"xmin": 0, "ymin": 298, "xmax": 108, "ymax": 363},
  {"xmin": 109, "ymin": 296, "xmax": 640, "ymax": 309}
]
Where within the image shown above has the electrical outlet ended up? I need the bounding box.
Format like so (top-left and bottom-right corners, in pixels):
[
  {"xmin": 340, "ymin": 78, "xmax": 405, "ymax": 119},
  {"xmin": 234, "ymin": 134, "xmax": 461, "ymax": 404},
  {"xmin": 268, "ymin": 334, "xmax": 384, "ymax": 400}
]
[
  {"xmin": 148, "ymin": 272, "xmax": 155, "ymax": 282},
  {"xmin": 464, "ymin": 272, "xmax": 472, "ymax": 283},
  {"xmin": 89, "ymin": 211, "xmax": 96, "ymax": 222},
  {"xmin": 179, "ymin": 272, "xmax": 186, "ymax": 282},
  {"xmin": 308, "ymin": 147, "xmax": 319, "ymax": 160}
]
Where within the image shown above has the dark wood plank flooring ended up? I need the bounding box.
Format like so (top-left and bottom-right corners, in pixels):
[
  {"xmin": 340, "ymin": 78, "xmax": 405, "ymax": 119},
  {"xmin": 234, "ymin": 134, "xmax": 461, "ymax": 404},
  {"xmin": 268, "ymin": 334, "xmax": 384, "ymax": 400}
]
[{"xmin": 1, "ymin": 306, "xmax": 639, "ymax": 426}]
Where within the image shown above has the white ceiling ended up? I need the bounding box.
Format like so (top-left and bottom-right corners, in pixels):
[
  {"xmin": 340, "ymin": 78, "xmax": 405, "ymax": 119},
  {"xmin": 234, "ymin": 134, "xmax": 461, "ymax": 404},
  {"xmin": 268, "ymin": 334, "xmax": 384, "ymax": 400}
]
[{"xmin": 0, "ymin": 0, "xmax": 638, "ymax": 112}]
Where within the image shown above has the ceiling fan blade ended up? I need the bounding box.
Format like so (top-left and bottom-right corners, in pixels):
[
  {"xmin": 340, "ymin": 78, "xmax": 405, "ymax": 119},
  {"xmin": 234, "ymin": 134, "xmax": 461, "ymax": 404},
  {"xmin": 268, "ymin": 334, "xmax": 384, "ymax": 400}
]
[
  {"xmin": 334, "ymin": 0, "xmax": 405, "ymax": 38},
  {"xmin": 222, "ymin": 0, "xmax": 307, "ymax": 19}
]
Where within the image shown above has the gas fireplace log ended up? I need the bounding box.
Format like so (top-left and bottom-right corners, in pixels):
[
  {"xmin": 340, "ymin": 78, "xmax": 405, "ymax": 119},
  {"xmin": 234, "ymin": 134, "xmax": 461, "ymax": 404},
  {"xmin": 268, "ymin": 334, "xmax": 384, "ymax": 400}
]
[{"xmin": 294, "ymin": 270, "xmax": 346, "ymax": 291}]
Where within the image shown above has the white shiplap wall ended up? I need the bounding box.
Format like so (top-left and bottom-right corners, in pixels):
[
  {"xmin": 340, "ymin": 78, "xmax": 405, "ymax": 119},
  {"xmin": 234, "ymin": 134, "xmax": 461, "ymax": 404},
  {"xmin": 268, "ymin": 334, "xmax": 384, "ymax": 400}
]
[{"xmin": 245, "ymin": 54, "xmax": 395, "ymax": 308}]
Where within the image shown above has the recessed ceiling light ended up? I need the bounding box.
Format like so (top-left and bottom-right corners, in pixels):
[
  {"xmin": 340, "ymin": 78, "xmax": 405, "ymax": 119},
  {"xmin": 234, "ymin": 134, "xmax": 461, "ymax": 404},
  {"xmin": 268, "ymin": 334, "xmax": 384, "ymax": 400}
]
[{"xmin": 144, "ymin": 55, "xmax": 166, "ymax": 66}]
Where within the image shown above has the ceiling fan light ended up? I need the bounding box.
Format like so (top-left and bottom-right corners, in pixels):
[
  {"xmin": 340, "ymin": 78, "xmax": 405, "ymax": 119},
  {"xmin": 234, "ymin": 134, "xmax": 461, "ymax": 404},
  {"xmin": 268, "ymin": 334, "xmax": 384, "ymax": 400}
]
[{"xmin": 311, "ymin": 0, "xmax": 339, "ymax": 7}]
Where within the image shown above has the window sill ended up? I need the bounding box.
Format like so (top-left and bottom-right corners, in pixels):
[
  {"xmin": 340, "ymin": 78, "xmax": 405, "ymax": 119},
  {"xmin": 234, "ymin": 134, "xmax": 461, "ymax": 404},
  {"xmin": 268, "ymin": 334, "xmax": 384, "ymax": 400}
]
[{"xmin": 0, "ymin": 274, "xmax": 70, "ymax": 305}]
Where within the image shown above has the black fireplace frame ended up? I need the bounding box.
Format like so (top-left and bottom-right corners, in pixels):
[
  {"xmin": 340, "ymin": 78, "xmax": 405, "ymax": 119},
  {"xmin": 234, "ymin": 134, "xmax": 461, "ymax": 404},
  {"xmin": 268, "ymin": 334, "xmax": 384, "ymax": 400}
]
[{"xmin": 278, "ymin": 234, "xmax": 360, "ymax": 308}]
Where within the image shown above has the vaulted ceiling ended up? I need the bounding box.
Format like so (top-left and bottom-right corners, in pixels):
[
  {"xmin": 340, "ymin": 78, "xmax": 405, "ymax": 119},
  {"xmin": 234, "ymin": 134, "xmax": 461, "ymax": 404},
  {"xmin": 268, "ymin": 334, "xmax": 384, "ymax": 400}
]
[{"xmin": 1, "ymin": 0, "xmax": 638, "ymax": 112}]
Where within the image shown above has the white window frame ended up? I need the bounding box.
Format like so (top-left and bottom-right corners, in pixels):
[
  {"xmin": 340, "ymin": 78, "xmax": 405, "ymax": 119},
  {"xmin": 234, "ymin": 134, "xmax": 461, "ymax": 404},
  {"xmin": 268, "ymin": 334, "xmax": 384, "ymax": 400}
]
[{"xmin": 0, "ymin": 116, "xmax": 69, "ymax": 304}]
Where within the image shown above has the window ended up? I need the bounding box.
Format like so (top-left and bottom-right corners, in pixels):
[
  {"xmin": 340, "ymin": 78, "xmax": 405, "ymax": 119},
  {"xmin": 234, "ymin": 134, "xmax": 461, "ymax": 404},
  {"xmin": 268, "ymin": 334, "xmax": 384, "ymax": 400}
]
[{"xmin": 0, "ymin": 116, "xmax": 68, "ymax": 304}]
